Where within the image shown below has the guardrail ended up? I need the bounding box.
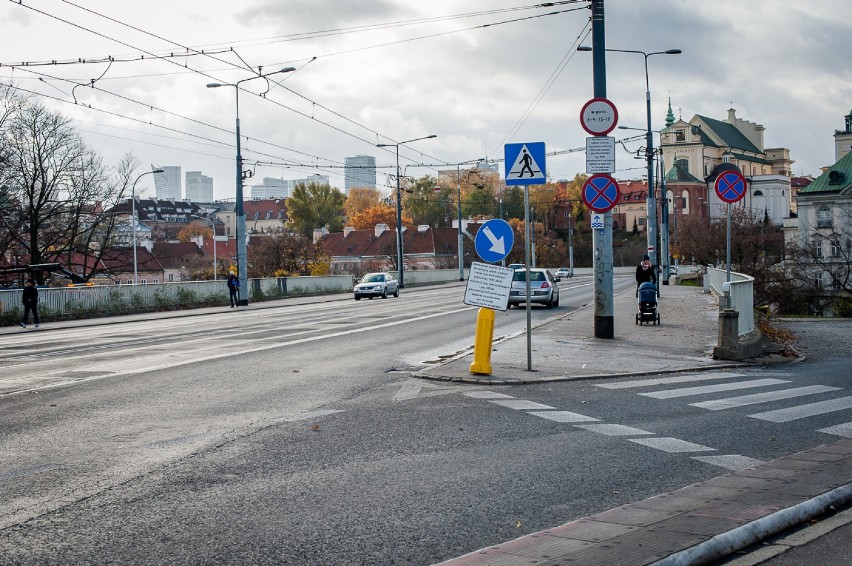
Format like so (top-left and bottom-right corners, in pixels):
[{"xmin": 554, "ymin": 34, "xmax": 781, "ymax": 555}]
[
  {"xmin": 0, "ymin": 269, "xmax": 473, "ymax": 325},
  {"xmin": 706, "ymin": 267, "xmax": 755, "ymax": 336}
]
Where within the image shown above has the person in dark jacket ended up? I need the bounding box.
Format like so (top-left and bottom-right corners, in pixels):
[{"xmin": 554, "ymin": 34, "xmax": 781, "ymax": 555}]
[
  {"xmin": 20, "ymin": 279, "xmax": 40, "ymax": 328},
  {"xmin": 635, "ymin": 254, "xmax": 657, "ymax": 295},
  {"xmin": 226, "ymin": 270, "xmax": 240, "ymax": 308}
]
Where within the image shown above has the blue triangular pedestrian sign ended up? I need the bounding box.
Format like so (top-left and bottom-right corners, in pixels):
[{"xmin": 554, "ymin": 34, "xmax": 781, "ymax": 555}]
[{"xmin": 505, "ymin": 142, "xmax": 546, "ymax": 186}]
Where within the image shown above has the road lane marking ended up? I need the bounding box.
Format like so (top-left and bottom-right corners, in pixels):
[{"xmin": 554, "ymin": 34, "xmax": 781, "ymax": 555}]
[
  {"xmin": 489, "ymin": 400, "xmax": 555, "ymax": 410},
  {"xmin": 574, "ymin": 424, "xmax": 654, "ymax": 436},
  {"xmin": 527, "ymin": 411, "xmax": 599, "ymax": 423},
  {"xmin": 639, "ymin": 379, "xmax": 790, "ymax": 399},
  {"xmin": 628, "ymin": 437, "xmax": 715, "ymax": 453},
  {"xmin": 748, "ymin": 396, "xmax": 852, "ymax": 423},
  {"xmin": 817, "ymin": 422, "xmax": 852, "ymax": 438},
  {"xmin": 690, "ymin": 385, "xmax": 841, "ymax": 411},
  {"xmin": 692, "ymin": 455, "xmax": 764, "ymax": 471},
  {"xmin": 464, "ymin": 391, "xmax": 514, "ymax": 399},
  {"xmin": 596, "ymin": 372, "xmax": 746, "ymax": 390},
  {"xmin": 394, "ymin": 381, "xmax": 423, "ymax": 401}
]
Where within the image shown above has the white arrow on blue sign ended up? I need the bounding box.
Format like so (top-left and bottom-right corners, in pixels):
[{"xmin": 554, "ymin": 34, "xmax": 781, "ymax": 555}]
[{"xmin": 474, "ymin": 218, "xmax": 514, "ymax": 263}]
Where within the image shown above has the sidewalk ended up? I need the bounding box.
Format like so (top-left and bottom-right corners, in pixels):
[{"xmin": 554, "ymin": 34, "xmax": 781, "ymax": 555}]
[{"xmin": 422, "ymin": 285, "xmax": 852, "ymax": 566}]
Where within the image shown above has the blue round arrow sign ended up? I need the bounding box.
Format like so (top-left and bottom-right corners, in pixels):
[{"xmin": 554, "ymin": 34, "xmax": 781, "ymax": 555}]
[
  {"xmin": 714, "ymin": 170, "xmax": 747, "ymax": 203},
  {"xmin": 474, "ymin": 219, "xmax": 514, "ymax": 263}
]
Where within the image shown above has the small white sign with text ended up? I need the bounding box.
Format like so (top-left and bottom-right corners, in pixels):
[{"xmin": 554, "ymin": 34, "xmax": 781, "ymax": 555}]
[{"xmin": 464, "ymin": 262, "xmax": 514, "ymax": 311}]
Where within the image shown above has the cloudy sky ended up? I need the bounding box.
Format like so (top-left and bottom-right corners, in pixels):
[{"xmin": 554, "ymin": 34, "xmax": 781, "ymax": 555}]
[{"xmin": 2, "ymin": 0, "xmax": 851, "ymax": 200}]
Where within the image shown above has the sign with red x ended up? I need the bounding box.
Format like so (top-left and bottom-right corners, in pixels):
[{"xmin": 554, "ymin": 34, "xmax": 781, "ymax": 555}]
[
  {"xmin": 714, "ymin": 170, "xmax": 747, "ymax": 203},
  {"xmin": 582, "ymin": 174, "xmax": 621, "ymax": 213}
]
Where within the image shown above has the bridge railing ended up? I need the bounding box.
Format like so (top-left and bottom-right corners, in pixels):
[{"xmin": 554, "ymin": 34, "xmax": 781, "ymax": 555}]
[{"xmin": 706, "ymin": 268, "xmax": 754, "ymax": 336}]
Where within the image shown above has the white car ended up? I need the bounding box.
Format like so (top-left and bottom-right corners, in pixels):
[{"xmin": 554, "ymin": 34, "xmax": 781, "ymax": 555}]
[
  {"xmin": 554, "ymin": 267, "xmax": 573, "ymax": 279},
  {"xmin": 353, "ymin": 272, "xmax": 399, "ymax": 300}
]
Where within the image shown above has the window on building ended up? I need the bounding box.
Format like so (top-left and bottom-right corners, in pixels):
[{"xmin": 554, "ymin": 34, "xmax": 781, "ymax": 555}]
[
  {"xmin": 675, "ymin": 130, "xmax": 685, "ymax": 142},
  {"xmin": 639, "ymin": 217, "xmax": 646, "ymax": 226},
  {"xmin": 813, "ymin": 240, "xmax": 823, "ymax": 258},
  {"xmin": 814, "ymin": 274, "xmax": 823, "ymax": 290},
  {"xmin": 832, "ymin": 273, "xmax": 842, "ymax": 290},
  {"xmin": 168, "ymin": 273, "xmax": 174, "ymax": 282},
  {"xmin": 831, "ymin": 240, "xmax": 841, "ymax": 257},
  {"xmin": 681, "ymin": 190, "xmax": 689, "ymax": 213},
  {"xmin": 753, "ymin": 190, "xmax": 763, "ymax": 196},
  {"xmin": 266, "ymin": 211, "xmax": 272, "ymax": 219},
  {"xmin": 817, "ymin": 206, "xmax": 832, "ymax": 229},
  {"xmin": 675, "ymin": 159, "xmax": 689, "ymax": 174},
  {"xmin": 226, "ymin": 227, "xmax": 231, "ymax": 236}
]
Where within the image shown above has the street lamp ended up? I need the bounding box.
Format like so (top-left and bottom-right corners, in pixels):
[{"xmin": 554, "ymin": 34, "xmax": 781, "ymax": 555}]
[
  {"xmin": 376, "ymin": 134, "xmax": 437, "ymax": 288},
  {"xmin": 578, "ymin": 45, "xmax": 681, "ymax": 276},
  {"xmin": 207, "ymin": 66, "xmax": 296, "ymax": 305},
  {"xmin": 131, "ymin": 169, "xmax": 162, "ymax": 285},
  {"xmin": 191, "ymin": 214, "xmax": 218, "ymax": 280}
]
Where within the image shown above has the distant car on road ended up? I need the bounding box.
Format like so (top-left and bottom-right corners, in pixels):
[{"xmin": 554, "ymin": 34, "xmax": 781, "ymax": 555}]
[
  {"xmin": 508, "ymin": 268, "xmax": 560, "ymax": 309},
  {"xmin": 354, "ymin": 272, "xmax": 399, "ymax": 300},
  {"xmin": 554, "ymin": 267, "xmax": 573, "ymax": 279},
  {"xmin": 507, "ymin": 263, "xmax": 526, "ymax": 270}
]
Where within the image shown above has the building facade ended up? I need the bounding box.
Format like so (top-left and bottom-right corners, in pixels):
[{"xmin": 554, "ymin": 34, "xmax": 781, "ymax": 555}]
[
  {"xmin": 251, "ymin": 177, "xmax": 291, "ymax": 199},
  {"xmin": 185, "ymin": 171, "xmax": 213, "ymax": 202},
  {"xmin": 344, "ymin": 155, "xmax": 377, "ymax": 193},
  {"xmin": 152, "ymin": 165, "xmax": 181, "ymax": 201}
]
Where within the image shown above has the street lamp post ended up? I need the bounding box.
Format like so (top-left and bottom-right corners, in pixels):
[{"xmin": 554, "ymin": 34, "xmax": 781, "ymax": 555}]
[
  {"xmin": 191, "ymin": 215, "xmax": 218, "ymax": 280},
  {"xmin": 578, "ymin": 45, "xmax": 681, "ymax": 282},
  {"xmin": 131, "ymin": 169, "xmax": 162, "ymax": 285},
  {"xmin": 377, "ymin": 134, "xmax": 437, "ymax": 288},
  {"xmin": 208, "ymin": 66, "xmax": 296, "ymax": 305}
]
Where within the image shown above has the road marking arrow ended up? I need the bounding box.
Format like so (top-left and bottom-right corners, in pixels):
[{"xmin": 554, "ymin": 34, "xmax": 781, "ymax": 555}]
[{"xmin": 482, "ymin": 226, "xmax": 505, "ymax": 255}]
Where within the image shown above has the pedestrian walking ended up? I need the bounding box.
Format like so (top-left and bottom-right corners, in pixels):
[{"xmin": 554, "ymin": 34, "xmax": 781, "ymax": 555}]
[
  {"xmin": 635, "ymin": 254, "xmax": 657, "ymax": 296},
  {"xmin": 226, "ymin": 270, "xmax": 239, "ymax": 308},
  {"xmin": 19, "ymin": 279, "xmax": 40, "ymax": 328}
]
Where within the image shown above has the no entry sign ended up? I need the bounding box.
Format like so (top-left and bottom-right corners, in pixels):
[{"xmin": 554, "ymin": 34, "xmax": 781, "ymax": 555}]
[{"xmin": 582, "ymin": 174, "xmax": 621, "ymax": 213}]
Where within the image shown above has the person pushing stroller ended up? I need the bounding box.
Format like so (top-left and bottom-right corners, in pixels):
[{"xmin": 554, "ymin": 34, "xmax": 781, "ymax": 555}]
[{"xmin": 635, "ymin": 254, "xmax": 657, "ymax": 296}]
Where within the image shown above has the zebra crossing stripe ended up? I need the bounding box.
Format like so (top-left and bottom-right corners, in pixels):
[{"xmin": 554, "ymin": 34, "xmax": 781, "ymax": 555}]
[
  {"xmin": 692, "ymin": 455, "xmax": 764, "ymax": 471},
  {"xmin": 817, "ymin": 422, "xmax": 852, "ymax": 438},
  {"xmin": 639, "ymin": 379, "xmax": 790, "ymax": 400},
  {"xmin": 528, "ymin": 411, "xmax": 599, "ymax": 423},
  {"xmin": 596, "ymin": 372, "xmax": 746, "ymax": 390},
  {"xmin": 464, "ymin": 391, "xmax": 514, "ymax": 400},
  {"xmin": 489, "ymin": 400, "xmax": 555, "ymax": 410},
  {"xmin": 690, "ymin": 385, "xmax": 841, "ymax": 411},
  {"xmin": 628, "ymin": 437, "xmax": 715, "ymax": 453},
  {"xmin": 749, "ymin": 396, "xmax": 852, "ymax": 423},
  {"xmin": 574, "ymin": 424, "xmax": 654, "ymax": 436}
]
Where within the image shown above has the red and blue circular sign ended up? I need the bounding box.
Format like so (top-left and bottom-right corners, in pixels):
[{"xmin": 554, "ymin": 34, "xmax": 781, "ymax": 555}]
[
  {"xmin": 714, "ymin": 170, "xmax": 747, "ymax": 203},
  {"xmin": 582, "ymin": 174, "xmax": 621, "ymax": 213}
]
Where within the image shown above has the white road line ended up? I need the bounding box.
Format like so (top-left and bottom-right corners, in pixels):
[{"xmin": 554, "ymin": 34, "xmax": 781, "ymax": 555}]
[
  {"xmin": 628, "ymin": 437, "xmax": 715, "ymax": 453},
  {"xmin": 692, "ymin": 455, "xmax": 764, "ymax": 471},
  {"xmin": 464, "ymin": 391, "xmax": 514, "ymax": 400},
  {"xmin": 639, "ymin": 378, "xmax": 790, "ymax": 399},
  {"xmin": 596, "ymin": 372, "xmax": 746, "ymax": 390},
  {"xmin": 489, "ymin": 400, "xmax": 555, "ymax": 410},
  {"xmin": 574, "ymin": 424, "xmax": 654, "ymax": 436},
  {"xmin": 393, "ymin": 381, "xmax": 423, "ymax": 401},
  {"xmin": 817, "ymin": 422, "xmax": 852, "ymax": 438},
  {"xmin": 527, "ymin": 411, "xmax": 599, "ymax": 423},
  {"xmin": 690, "ymin": 385, "xmax": 841, "ymax": 410},
  {"xmin": 749, "ymin": 396, "xmax": 852, "ymax": 423}
]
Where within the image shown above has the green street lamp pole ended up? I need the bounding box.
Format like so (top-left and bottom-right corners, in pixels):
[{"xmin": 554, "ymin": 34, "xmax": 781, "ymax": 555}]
[
  {"xmin": 207, "ymin": 66, "xmax": 295, "ymax": 304},
  {"xmin": 377, "ymin": 134, "xmax": 437, "ymax": 288}
]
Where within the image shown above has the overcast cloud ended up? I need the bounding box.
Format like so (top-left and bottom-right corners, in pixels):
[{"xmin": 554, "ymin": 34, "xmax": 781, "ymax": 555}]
[{"xmin": 2, "ymin": 0, "xmax": 850, "ymax": 200}]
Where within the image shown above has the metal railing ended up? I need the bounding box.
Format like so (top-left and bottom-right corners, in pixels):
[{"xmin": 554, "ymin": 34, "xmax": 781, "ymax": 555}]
[{"xmin": 706, "ymin": 267, "xmax": 754, "ymax": 336}]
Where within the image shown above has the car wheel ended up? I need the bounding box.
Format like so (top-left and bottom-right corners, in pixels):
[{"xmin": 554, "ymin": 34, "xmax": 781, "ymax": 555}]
[
  {"xmin": 554, "ymin": 293, "xmax": 559, "ymax": 307},
  {"xmin": 354, "ymin": 295, "xmax": 361, "ymax": 301},
  {"xmin": 394, "ymin": 287, "xmax": 399, "ymax": 298},
  {"xmin": 381, "ymin": 288, "xmax": 387, "ymax": 299}
]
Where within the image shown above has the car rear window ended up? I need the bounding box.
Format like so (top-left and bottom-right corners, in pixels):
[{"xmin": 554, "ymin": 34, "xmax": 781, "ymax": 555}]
[{"xmin": 512, "ymin": 271, "xmax": 546, "ymax": 282}]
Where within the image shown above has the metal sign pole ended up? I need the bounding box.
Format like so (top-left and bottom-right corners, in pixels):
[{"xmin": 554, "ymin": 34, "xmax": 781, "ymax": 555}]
[
  {"xmin": 524, "ymin": 185, "xmax": 532, "ymax": 371},
  {"xmin": 726, "ymin": 204, "xmax": 732, "ymax": 309}
]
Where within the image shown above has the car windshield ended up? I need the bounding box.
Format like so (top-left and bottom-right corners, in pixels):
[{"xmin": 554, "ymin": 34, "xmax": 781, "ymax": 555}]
[
  {"xmin": 512, "ymin": 270, "xmax": 546, "ymax": 282},
  {"xmin": 362, "ymin": 274, "xmax": 385, "ymax": 283}
]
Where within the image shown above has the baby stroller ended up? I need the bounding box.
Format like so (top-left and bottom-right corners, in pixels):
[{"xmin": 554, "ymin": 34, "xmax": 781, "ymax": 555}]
[{"xmin": 636, "ymin": 282, "xmax": 660, "ymax": 325}]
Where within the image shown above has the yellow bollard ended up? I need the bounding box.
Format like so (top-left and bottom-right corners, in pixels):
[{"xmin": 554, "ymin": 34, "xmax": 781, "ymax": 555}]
[{"xmin": 469, "ymin": 307, "xmax": 496, "ymax": 375}]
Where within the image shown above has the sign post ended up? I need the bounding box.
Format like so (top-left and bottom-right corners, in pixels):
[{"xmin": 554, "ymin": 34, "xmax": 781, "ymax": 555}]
[
  {"xmin": 504, "ymin": 141, "xmax": 546, "ymax": 370},
  {"xmin": 714, "ymin": 169, "xmax": 748, "ymax": 308}
]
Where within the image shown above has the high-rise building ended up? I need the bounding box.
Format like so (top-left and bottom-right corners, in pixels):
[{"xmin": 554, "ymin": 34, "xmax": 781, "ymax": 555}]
[
  {"xmin": 344, "ymin": 155, "xmax": 376, "ymax": 193},
  {"xmin": 251, "ymin": 177, "xmax": 292, "ymax": 199},
  {"xmin": 185, "ymin": 171, "xmax": 214, "ymax": 202},
  {"xmin": 152, "ymin": 165, "xmax": 181, "ymax": 200},
  {"xmin": 300, "ymin": 174, "xmax": 330, "ymax": 187}
]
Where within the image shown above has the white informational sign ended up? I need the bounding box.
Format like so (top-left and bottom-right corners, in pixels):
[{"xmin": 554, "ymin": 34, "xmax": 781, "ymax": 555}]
[
  {"xmin": 464, "ymin": 262, "xmax": 514, "ymax": 311},
  {"xmin": 585, "ymin": 136, "xmax": 616, "ymax": 174},
  {"xmin": 591, "ymin": 214, "xmax": 604, "ymax": 230}
]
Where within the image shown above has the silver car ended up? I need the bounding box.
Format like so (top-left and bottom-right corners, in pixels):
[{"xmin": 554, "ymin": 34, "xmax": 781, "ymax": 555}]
[
  {"xmin": 554, "ymin": 267, "xmax": 573, "ymax": 279},
  {"xmin": 508, "ymin": 268, "xmax": 560, "ymax": 308},
  {"xmin": 354, "ymin": 272, "xmax": 399, "ymax": 300}
]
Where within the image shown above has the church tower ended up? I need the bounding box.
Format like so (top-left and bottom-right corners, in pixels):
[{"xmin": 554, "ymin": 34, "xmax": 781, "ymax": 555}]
[{"xmin": 835, "ymin": 108, "xmax": 852, "ymax": 161}]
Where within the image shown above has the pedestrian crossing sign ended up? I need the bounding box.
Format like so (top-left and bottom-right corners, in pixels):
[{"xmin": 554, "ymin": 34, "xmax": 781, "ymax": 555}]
[{"xmin": 504, "ymin": 142, "xmax": 546, "ymax": 186}]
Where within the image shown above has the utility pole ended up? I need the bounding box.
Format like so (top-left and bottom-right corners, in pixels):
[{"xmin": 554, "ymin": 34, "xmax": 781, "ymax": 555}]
[{"xmin": 591, "ymin": 0, "xmax": 614, "ymax": 339}]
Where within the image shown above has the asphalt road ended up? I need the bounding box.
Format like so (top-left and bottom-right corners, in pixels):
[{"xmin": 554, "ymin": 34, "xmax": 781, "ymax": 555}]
[{"xmin": 2, "ymin": 283, "xmax": 850, "ymax": 565}]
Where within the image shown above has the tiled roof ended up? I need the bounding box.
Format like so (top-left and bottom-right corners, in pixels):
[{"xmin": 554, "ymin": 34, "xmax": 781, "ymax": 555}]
[
  {"xmin": 694, "ymin": 115, "xmax": 762, "ymax": 154},
  {"xmin": 798, "ymin": 151, "xmax": 852, "ymax": 194},
  {"xmin": 324, "ymin": 226, "xmax": 463, "ymax": 258},
  {"xmin": 152, "ymin": 241, "xmax": 204, "ymax": 269},
  {"xmin": 665, "ymin": 164, "xmax": 704, "ymax": 184},
  {"xmin": 99, "ymin": 247, "xmax": 164, "ymax": 273}
]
